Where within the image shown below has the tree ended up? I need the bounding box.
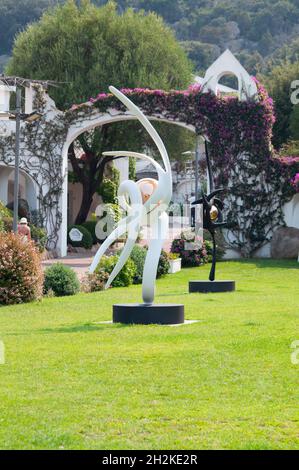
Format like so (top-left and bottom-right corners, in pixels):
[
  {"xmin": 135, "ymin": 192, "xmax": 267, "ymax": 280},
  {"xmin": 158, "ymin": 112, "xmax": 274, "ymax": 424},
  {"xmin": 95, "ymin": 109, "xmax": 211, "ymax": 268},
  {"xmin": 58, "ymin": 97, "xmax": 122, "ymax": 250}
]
[
  {"xmin": 7, "ymin": 0, "xmax": 193, "ymax": 223},
  {"xmin": 0, "ymin": 0, "xmax": 60, "ymax": 56},
  {"xmin": 261, "ymin": 61, "xmax": 299, "ymax": 149}
]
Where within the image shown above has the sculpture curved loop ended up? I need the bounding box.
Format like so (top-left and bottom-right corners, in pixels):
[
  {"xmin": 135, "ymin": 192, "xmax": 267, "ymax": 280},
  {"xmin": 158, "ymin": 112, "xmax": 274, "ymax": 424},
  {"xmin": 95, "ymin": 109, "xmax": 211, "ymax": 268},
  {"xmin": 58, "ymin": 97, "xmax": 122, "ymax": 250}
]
[{"xmin": 89, "ymin": 86, "xmax": 172, "ymax": 305}]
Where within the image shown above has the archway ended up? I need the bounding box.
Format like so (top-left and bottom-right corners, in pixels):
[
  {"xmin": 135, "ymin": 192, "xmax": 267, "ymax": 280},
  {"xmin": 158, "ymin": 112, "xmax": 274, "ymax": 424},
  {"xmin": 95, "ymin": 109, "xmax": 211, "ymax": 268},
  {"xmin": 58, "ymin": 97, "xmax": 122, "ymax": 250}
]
[
  {"xmin": 60, "ymin": 113, "xmax": 198, "ymax": 256},
  {"xmin": 2, "ymin": 50, "xmax": 281, "ymax": 259},
  {"xmin": 0, "ymin": 163, "xmax": 38, "ymax": 213}
]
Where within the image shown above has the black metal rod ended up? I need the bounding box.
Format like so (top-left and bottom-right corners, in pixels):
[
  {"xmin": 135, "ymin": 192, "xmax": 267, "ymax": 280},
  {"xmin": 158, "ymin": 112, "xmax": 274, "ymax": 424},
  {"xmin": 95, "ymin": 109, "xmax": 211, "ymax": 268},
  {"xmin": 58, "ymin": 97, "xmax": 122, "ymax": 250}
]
[
  {"xmin": 13, "ymin": 86, "xmax": 21, "ymax": 233},
  {"xmin": 209, "ymin": 231, "xmax": 217, "ymax": 282},
  {"xmin": 195, "ymin": 136, "xmax": 200, "ymax": 199},
  {"xmin": 205, "ymin": 140, "xmax": 214, "ymax": 193}
]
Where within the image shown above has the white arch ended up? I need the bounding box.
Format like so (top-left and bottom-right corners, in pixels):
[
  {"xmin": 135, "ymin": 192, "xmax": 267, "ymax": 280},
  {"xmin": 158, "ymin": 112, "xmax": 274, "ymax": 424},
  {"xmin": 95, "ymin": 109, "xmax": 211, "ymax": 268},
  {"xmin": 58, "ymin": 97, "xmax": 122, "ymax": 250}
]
[
  {"xmin": 202, "ymin": 49, "xmax": 257, "ymax": 100},
  {"xmin": 0, "ymin": 163, "xmax": 38, "ymax": 212},
  {"xmin": 58, "ymin": 110, "xmax": 197, "ymax": 256}
]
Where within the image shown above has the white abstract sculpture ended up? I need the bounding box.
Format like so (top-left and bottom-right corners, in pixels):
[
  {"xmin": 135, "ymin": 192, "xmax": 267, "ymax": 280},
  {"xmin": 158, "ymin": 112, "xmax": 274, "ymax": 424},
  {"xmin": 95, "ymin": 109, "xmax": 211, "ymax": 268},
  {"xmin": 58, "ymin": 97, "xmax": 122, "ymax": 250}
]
[{"xmin": 89, "ymin": 86, "xmax": 172, "ymax": 305}]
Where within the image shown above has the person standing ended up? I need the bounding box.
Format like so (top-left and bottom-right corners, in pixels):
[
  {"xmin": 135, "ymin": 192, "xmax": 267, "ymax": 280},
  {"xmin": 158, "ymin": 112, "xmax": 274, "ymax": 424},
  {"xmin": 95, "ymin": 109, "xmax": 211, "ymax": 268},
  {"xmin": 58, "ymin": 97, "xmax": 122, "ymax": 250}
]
[{"xmin": 17, "ymin": 217, "xmax": 31, "ymax": 241}]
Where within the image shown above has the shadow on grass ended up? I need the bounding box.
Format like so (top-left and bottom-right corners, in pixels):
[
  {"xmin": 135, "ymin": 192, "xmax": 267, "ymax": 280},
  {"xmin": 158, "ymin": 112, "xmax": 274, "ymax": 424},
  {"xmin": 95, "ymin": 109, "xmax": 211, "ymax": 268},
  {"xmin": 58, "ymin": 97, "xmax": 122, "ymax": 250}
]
[
  {"xmin": 38, "ymin": 322, "xmax": 131, "ymax": 334},
  {"xmin": 157, "ymin": 292, "xmax": 189, "ymax": 298},
  {"xmin": 237, "ymin": 259, "xmax": 298, "ymax": 269}
]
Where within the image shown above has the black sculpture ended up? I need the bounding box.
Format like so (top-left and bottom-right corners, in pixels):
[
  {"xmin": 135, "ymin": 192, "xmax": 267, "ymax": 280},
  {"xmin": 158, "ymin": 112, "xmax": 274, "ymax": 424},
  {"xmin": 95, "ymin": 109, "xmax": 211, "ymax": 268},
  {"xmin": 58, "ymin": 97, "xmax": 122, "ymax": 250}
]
[
  {"xmin": 189, "ymin": 140, "xmax": 235, "ymax": 293},
  {"xmin": 192, "ymin": 187, "xmax": 226, "ymax": 281}
]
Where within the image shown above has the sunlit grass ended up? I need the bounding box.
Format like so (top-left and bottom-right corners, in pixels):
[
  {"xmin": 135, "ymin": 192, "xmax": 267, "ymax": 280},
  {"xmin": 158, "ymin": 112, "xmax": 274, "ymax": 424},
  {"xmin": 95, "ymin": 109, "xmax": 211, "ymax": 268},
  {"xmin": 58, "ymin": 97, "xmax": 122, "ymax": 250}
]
[{"xmin": 0, "ymin": 259, "xmax": 298, "ymax": 449}]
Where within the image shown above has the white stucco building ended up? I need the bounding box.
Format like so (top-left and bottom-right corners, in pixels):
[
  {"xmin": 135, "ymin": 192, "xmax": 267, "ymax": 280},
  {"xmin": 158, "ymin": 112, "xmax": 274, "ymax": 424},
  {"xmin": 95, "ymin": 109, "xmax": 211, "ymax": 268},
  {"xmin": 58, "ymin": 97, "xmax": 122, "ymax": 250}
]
[{"xmin": 0, "ymin": 50, "xmax": 298, "ymax": 258}]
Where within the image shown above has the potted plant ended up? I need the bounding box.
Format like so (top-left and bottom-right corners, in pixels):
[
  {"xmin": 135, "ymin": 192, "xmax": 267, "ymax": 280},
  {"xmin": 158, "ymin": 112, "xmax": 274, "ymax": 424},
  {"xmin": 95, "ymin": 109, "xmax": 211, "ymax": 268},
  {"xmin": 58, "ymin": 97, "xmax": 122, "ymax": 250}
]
[{"xmin": 168, "ymin": 252, "xmax": 182, "ymax": 274}]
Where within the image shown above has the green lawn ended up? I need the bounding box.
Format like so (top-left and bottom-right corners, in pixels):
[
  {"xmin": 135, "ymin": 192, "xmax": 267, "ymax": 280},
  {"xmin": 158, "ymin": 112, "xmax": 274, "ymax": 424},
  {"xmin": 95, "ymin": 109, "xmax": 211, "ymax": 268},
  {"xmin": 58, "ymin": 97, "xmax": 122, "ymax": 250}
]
[{"xmin": 0, "ymin": 260, "xmax": 298, "ymax": 450}]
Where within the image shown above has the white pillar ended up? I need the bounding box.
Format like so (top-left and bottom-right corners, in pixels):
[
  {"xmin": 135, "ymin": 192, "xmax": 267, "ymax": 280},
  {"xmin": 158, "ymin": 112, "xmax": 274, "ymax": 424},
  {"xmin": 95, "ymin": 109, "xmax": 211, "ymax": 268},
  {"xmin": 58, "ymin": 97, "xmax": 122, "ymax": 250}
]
[
  {"xmin": 55, "ymin": 143, "xmax": 68, "ymax": 257},
  {"xmin": 25, "ymin": 174, "xmax": 37, "ymax": 211},
  {"xmin": 0, "ymin": 83, "xmax": 16, "ymax": 117},
  {"xmin": 114, "ymin": 157, "xmax": 129, "ymax": 182},
  {"xmin": 25, "ymin": 85, "xmax": 34, "ymax": 115},
  {"xmin": 0, "ymin": 167, "xmax": 9, "ymax": 204}
]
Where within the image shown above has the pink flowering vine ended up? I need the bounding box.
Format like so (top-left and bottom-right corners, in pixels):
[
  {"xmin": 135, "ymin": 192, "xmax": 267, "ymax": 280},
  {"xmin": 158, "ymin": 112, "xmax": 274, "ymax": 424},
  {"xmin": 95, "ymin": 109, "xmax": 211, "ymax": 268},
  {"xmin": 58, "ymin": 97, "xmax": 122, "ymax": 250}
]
[{"xmin": 291, "ymin": 173, "xmax": 299, "ymax": 192}]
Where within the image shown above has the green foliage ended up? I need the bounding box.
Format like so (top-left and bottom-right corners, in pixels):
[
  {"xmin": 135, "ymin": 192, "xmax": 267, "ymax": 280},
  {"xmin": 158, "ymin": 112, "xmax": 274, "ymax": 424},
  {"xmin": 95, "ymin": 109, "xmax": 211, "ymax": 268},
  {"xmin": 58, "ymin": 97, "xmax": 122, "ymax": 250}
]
[
  {"xmin": 0, "ymin": 201, "xmax": 47, "ymax": 252},
  {"xmin": 0, "ymin": 232, "xmax": 44, "ymax": 305},
  {"xmin": 128, "ymin": 157, "xmax": 136, "ymax": 181},
  {"xmin": 96, "ymin": 254, "xmax": 136, "ymax": 287},
  {"xmin": 30, "ymin": 225, "xmax": 47, "ymax": 252},
  {"xmin": 97, "ymin": 178, "xmax": 118, "ymax": 204},
  {"xmin": 157, "ymin": 249, "xmax": 170, "ymax": 278},
  {"xmin": 0, "ymin": 0, "xmax": 61, "ymax": 56},
  {"xmin": 181, "ymin": 41, "xmax": 221, "ymax": 75},
  {"xmin": 44, "ymin": 263, "xmax": 80, "ymax": 297},
  {"xmin": 261, "ymin": 62, "xmax": 299, "ymax": 148},
  {"xmin": 150, "ymin": 122, "xmax": 195, "ymax": 164},
  {"xmin": 0, "ymin": 260, "xmax": 298, "ymax": 449},
  {"xmin": 7, "ymin": 1, "xmax": 192, "ymax": 109},
  {"xmin": 81, "ymin": 221, "xmax": 98, "ymax": 244},
  {"xmin": 289, "ymin": 105, "xmax": 299, "ymax": 140},
  {"xmin": 129, "ymin": 245, "xmax": 170, "ymax": 284},
  {"xmin": 0, "ymin": 201, "xmax": 12, "ymax": 232},
  {"xmin": 6, "ymin": 0, "xmax": 193, "ymax": 224},
  {"xmin": 168, "ymin": 252, "xmax": 180, "ymax": 260},
  {"xmin": 4, "ymin": 0, "xmax": 299, "ymax": 78},
  {"xmin": 98, "ymin": 166, "xmax": 120, "ymax": 204},
  {"xmin": 129, "ymin": 245, "xmax": 147, "ymax": 284},
  {"xmin": 67, "ymin": 224, "xmax": 93, "ymax": 249},
  {"xmin": 280, "ymin": 140, "xmax": 299, "ymax": 156}
]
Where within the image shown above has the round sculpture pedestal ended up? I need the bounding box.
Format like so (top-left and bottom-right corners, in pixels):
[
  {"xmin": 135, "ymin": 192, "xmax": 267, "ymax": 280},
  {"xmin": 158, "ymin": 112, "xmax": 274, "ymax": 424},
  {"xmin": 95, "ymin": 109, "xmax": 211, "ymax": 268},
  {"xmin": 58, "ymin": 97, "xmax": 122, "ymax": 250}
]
[
  {"xmin": 113, "ymin": 304, "xmax": 184, "ymax": 325},
  {"xmin": 189, "ymin": 280, "xmax": 235, "ymax": 293}
]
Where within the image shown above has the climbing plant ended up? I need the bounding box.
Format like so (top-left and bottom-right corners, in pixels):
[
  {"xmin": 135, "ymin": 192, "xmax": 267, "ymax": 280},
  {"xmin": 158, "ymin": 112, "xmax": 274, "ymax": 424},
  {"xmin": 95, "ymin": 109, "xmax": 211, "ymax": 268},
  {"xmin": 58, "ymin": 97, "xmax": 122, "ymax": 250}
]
[
  {"xmin": 0, "ymin": 85, "xmax": 68, "ymax": 249},
  {"xmin": 1, "ymin": 80, "xmax": 297, "ymax": 255},
  {"xmin": 82, "ymin": 82, "xmax": 297, "ymax": 256}
]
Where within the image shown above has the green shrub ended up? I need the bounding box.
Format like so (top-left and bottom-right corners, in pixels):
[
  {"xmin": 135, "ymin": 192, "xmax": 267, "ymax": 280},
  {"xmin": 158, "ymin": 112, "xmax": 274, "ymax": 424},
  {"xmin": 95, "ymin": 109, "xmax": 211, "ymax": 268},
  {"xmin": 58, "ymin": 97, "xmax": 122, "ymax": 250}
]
[
  {"xmin": 81, "ymin": 271, "xmax": 109, "ymax": 293},
  {"xmin": 81, "ymin": 220, "xmax": 98, "ymax": 244},
  {"xmin": 129, "ymin": 245, "xmax": 147, "ymax": 284},
  {"xmin": 31, "ymin": 225, "xmax": 47, "ymax": 252},
  {"xmin": 0, "ymin": 201, "xmax": 12, "ymax": 232},
  {"xmin": 129, "ymin": 245, "xmax": 170, "ymax": 283},
  {"xmin": 157, "ymin": 250, "xmax": 170, "ymax": 278},
  {"xmin": 0, "ymin": 232, "xmax": 43, "ymax": 305},
  {"xmin": 0, "ymin": 203, "xmax": 47, "ymax": 252},
  {"xmin": 97, "ymin": 178, "xmax": 118, "ymax": 204},
  {"xmin": 129, "ymin": 157, "xmax": 136, "ymax": 180},
  {"xmin": 67, "ymin": 224, "xmax": 93, "ymax": 249},
  {"xmin": 1, "ymin": 215, "xmax": 13, "ymax": 232},
  {"xmin": 96, "ymin": 255, "xmax": 136, "ymax": 287},
  {"xmin": 44, "ymin": 263, "xmax": 80, "ymax": 297}
]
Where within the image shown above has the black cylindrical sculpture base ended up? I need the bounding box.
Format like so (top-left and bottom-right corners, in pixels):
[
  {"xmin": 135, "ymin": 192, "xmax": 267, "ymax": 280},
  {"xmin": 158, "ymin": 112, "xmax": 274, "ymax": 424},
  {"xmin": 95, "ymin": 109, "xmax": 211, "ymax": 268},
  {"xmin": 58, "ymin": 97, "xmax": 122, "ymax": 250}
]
[
  {"xmin": 113, "ymin": 304, "xmax": 184, "ymax": 325},
  {"xmin": 189, "ymin": 280, "xmax": 235, "ymax": 293}
]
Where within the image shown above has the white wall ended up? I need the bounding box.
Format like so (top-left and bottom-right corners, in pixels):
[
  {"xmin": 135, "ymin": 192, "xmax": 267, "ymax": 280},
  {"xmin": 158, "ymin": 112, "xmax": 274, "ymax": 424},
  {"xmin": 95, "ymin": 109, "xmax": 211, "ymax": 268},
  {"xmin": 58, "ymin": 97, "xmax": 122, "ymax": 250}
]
[
  {"xmin": 223, "ymin": 195, "xmax": 299, "ymax": 259},
  {"xmin": 283, "ymin": 194, "xmax": 299, "ymax": 229}
]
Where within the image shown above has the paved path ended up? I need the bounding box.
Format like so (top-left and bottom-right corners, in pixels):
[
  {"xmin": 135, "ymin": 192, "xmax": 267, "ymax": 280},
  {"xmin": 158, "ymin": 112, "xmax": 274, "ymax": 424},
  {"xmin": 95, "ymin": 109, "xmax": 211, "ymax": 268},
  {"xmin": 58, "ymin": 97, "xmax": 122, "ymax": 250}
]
[
  {"xmin": 42, "ymin": 226, "xmax": 183, "ymax": 278},
  {"xmin": 42, "ymin": 254, "xmax": 93, "ymax": 279}
]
